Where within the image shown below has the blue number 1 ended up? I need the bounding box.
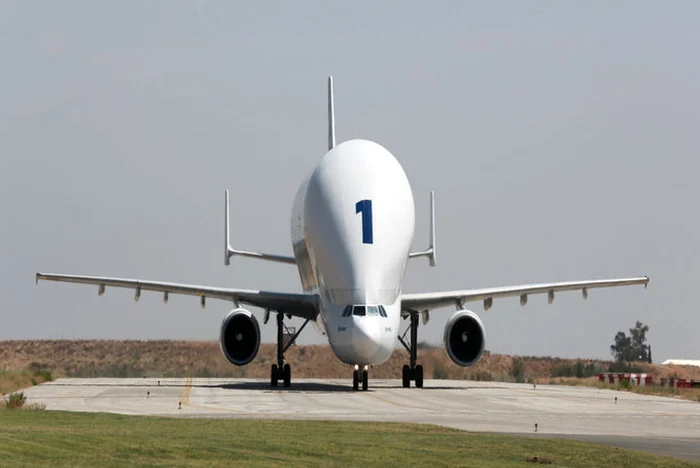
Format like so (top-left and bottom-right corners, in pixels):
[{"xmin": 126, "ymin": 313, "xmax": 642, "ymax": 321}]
[{"xmin": 355, "ymin": 200, "xmax": 373, "ymax": 244}]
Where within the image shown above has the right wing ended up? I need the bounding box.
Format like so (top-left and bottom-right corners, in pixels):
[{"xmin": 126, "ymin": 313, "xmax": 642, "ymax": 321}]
[{"xmin": 36, "ymin": 273, "xmax": 318, "ymax": 320}]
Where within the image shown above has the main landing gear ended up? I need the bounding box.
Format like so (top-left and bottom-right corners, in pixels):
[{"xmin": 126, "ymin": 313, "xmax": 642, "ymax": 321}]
[
  {"xmin": 398, "ymin": 312, "xmax": 424, "ymax": 388},
  {"xmin": 270, "ymin": 311, "xmax": 309, "ymax": 388},
  {"xmin": 352, "ymin": 365, "xmax": 369, "ymax": 391}
]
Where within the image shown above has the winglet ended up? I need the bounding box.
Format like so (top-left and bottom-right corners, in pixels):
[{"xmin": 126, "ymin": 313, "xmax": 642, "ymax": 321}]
[
  {"xmin": 225, "ymin": 190, "xmax": 232, "ymax": 265},
  {"xmin": 328, "ymin": 76, "xmax": 335, "ymax": 151},
  {"xmin": 429, "ymin": 190, "xmax": 436, "ymax": 267},
  {"xmin": 408, "ymin": 191, "xmax": 437, "ymax": 267}
]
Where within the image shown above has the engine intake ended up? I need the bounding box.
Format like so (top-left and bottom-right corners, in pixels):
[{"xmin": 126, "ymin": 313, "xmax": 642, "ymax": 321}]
[
  {"xmin": 219, "ymin": 308, "xmax": 260, "ymax": 366},
  {"xmin": 443, "ymin": 310, "xmax": 485, "ymax": 367}
]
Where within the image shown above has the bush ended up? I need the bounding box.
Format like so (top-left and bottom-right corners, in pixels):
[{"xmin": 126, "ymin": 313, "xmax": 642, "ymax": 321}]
[
  {"xmin": 471, "ymin": 371, "xmax": 493, "ymax": 382},
  {"xmin": 608, "ymin": 361, "xmax": 644, "ymax": 373},
  {"xmin": 4, "ymin": 392, "xmax": 27, "ymax": 409},
  {"xmin": 33, "ymin": 370, "xmax": 54, "ymax": 382},
  {"xmin": 554, "ymin": 360, "xmax": 598, "ymax": 378},
  {"xmin": 510, "ymin": 359, "xmax": 525, "ymax": 383},
  {"xmin": 432, "ymin": 364, "xmax": 449, "ymax": 379},
  {"xmin": 554, "ymin": 363, "xmax": 574, "ymax": 377}
]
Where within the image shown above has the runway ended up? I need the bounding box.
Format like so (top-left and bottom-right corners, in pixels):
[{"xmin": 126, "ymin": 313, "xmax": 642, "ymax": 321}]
[{"xmin": 23, "ymin": 378, "xmax": 700, "ymax": 462}]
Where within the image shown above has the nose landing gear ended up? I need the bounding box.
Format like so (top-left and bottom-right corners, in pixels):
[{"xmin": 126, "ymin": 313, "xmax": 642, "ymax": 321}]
[{"xmin": 352, "ymin": 365, "xmax": 369, "ymax": 391}]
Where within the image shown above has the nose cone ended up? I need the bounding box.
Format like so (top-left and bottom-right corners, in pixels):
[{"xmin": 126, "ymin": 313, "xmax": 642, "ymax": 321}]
[{"xmin": 350, "ymin": 319, "xmax": 383, "ymax": 364}]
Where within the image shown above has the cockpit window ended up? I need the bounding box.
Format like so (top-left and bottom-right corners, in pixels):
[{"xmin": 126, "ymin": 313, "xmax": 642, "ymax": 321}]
[{"xmin": 349, "ymin": 305, "xmax": 387, "ymax": 317}]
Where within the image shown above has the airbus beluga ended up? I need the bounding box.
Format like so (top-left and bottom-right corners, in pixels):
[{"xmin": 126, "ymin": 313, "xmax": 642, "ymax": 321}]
[{"xmin": 36, "ymin": 77, "xmax": 649, "ymax": 391}]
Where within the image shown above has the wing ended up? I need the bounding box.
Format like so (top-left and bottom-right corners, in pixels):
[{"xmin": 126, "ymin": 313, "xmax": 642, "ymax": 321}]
[
  {"xmin": 36, "ymin": 273, "xmax": 318, "ymax": 320},
  {"xmin": 401, "ymin": 276, "xmax": 649, "ymax": 312}
]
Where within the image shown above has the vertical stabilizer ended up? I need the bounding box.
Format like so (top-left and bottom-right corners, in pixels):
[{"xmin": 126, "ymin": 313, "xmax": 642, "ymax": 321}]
[{"xmin": 328, "ymin": 76, "xmax": 335, "ymax": 150}]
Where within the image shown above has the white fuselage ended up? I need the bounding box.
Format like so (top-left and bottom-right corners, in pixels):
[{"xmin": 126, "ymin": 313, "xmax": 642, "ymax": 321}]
[{"xmin": 290, "ymin": 139, "xmax": 415, "ymax": 366}]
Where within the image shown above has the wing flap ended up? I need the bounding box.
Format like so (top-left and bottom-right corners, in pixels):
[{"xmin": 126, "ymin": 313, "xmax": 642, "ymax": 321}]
[{"xmin": 401, "ymin": 276, "xmax": 649, "ymax": 312}]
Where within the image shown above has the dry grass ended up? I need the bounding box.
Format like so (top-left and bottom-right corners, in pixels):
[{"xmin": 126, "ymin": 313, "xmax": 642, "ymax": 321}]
[
  {"xmin": 1, "ymin": 340, "xmax": 698, "ymax": 397},
  {"xmin": 0, "ymin": 340, "xmax": 618, "ymax": 380},
  {"xmin": 0, "ymin": 369, "xmax": 53, "ymax": 395},
  {"xmin": 591, "ymin": 381, "xmax": 700, "ymax": 401}
]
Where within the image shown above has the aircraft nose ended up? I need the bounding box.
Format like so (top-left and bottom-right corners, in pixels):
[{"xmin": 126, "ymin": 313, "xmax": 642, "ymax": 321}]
[{"xmin": 351, "ymin": 319, "xmax": 381, "ymax": 363}]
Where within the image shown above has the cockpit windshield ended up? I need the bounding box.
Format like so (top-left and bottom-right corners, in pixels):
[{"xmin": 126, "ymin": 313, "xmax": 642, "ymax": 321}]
[{"xmin": 342, "ymin": 305, "xmax": 388, "ymax": 318}]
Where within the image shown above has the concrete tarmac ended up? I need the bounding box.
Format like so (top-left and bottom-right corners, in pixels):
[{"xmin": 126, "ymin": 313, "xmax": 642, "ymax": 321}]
[{"xmin": 23, "ymin": 378, "xmax": 700, "ymax": 462}]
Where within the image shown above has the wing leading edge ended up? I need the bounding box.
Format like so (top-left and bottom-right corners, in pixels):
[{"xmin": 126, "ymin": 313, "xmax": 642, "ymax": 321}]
[
  {"xmin": 36, "ymin": 273, "xmax": 318, "ymax": 320},
  {"xmin": 401, "ymin": 276, "xmax": 649, "ymax": 312}
]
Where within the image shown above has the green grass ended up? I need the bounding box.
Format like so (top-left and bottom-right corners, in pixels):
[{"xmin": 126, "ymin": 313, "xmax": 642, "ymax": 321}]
[{"xmin": 0, "ymin": 411, "xmax": 696, "ymax": 467}]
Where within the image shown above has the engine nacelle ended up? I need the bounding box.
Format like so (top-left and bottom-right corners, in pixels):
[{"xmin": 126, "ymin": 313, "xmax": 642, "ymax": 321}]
[
  {"xmin": 443, "ymin": 309, "xmax": 486, "ymax": 367},
  {"xmin": 219, "ymin": 308, "xmax": 260, "ymax": 366}
]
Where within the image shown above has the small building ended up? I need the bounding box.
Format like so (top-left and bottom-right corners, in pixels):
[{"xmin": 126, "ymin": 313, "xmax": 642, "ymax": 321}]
[{"xmin": 661, "ymin": 359, "xmax": 700, "ymax": 367}]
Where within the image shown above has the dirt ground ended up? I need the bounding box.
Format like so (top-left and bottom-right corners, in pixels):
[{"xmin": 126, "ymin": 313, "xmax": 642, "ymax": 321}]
[{"xmin": 2, "ymin": 340, "xmax": 699, "ymax": 382}]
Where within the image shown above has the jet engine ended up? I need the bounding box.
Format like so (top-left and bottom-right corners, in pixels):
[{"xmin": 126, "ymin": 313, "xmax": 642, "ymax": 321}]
[
  {"xmin": 443, "ymin": 310, "xmax": 486, "ymax": 367},
  {"xmin": 219, "ymin": 308, "xmax": 260, "ymax": 366}
]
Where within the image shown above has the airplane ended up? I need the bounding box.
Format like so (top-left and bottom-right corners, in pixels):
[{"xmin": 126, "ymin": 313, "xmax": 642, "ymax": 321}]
[{"xmin": 36, "ymin": 76, "xmax": 649, "ymax": 391}]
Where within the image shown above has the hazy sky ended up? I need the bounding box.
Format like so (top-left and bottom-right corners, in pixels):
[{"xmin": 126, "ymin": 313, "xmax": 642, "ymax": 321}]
[{"xmin": 2, "ymin": 2, "xmax": 698, "ymax": 362}]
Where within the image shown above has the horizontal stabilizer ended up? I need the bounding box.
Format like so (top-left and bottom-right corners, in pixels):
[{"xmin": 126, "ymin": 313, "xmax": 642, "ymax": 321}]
[
  {"xmin": 224, "ymin": 190, "xmax": 296, "ymax": 265},
  {"xmin": 409, "ymin": 191, "xmax": 436, "ymax": 266}
]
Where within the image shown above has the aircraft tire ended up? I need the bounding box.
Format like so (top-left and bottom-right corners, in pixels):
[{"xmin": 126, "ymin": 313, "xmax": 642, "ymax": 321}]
[
  {"xmin": 415, "ymin": 365, "xmax": 424, "ymax": 388},
  {"xmin": 362, "ymin": 369, "xmax": 368, "ymax": 391},
  {"xmin": 283, "ymin": 364, "xmax": 291, "ymax": 387},
  {"xmin": 402, "ymin": 365, "xmax": 410, "ymax": 388},
  {"xmin": 271, "ymin": 364, "xmax": 278, "ymax": 387},
  {"xmin": 352, "ymin": 369, "xmax": 359, "ymax": 391}
]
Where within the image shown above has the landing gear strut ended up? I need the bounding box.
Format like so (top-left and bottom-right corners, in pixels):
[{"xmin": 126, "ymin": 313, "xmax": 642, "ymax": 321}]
[
  {"xmin": 270, "ymin": 311, "xmax": 309, "ymax": 388},
  {"xmin": 352, "ymin": 365, "xmax": 369, "ymax": 391},
  {"xmin": 398, "ymin": 312, "xmax": 424, "ymax": 388}
]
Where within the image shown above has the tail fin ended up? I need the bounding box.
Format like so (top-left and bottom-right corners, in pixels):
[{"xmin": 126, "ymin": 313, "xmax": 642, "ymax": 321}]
[
  {"xmin": 409, "ymin": 191, "xmax": 437, "ymax": 267},
  {"xmin": 328, "ymin": 76, "xmax": 335, "ymax": 151}
]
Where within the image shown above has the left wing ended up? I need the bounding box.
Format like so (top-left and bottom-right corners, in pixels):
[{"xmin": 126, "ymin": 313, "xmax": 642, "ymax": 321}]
[
  {"xmin": 401, "ymin": 276, "xmax": 649, "ymax": 312},
  {"xmin": 36, "ymin": 273, "xmax": 318, "ymax": 320}
]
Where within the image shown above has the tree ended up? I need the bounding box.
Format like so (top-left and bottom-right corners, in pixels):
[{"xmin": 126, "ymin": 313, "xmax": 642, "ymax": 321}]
[{"xmin": 610, "ymin": 321, "xmax": 650, "ymax": 363}]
